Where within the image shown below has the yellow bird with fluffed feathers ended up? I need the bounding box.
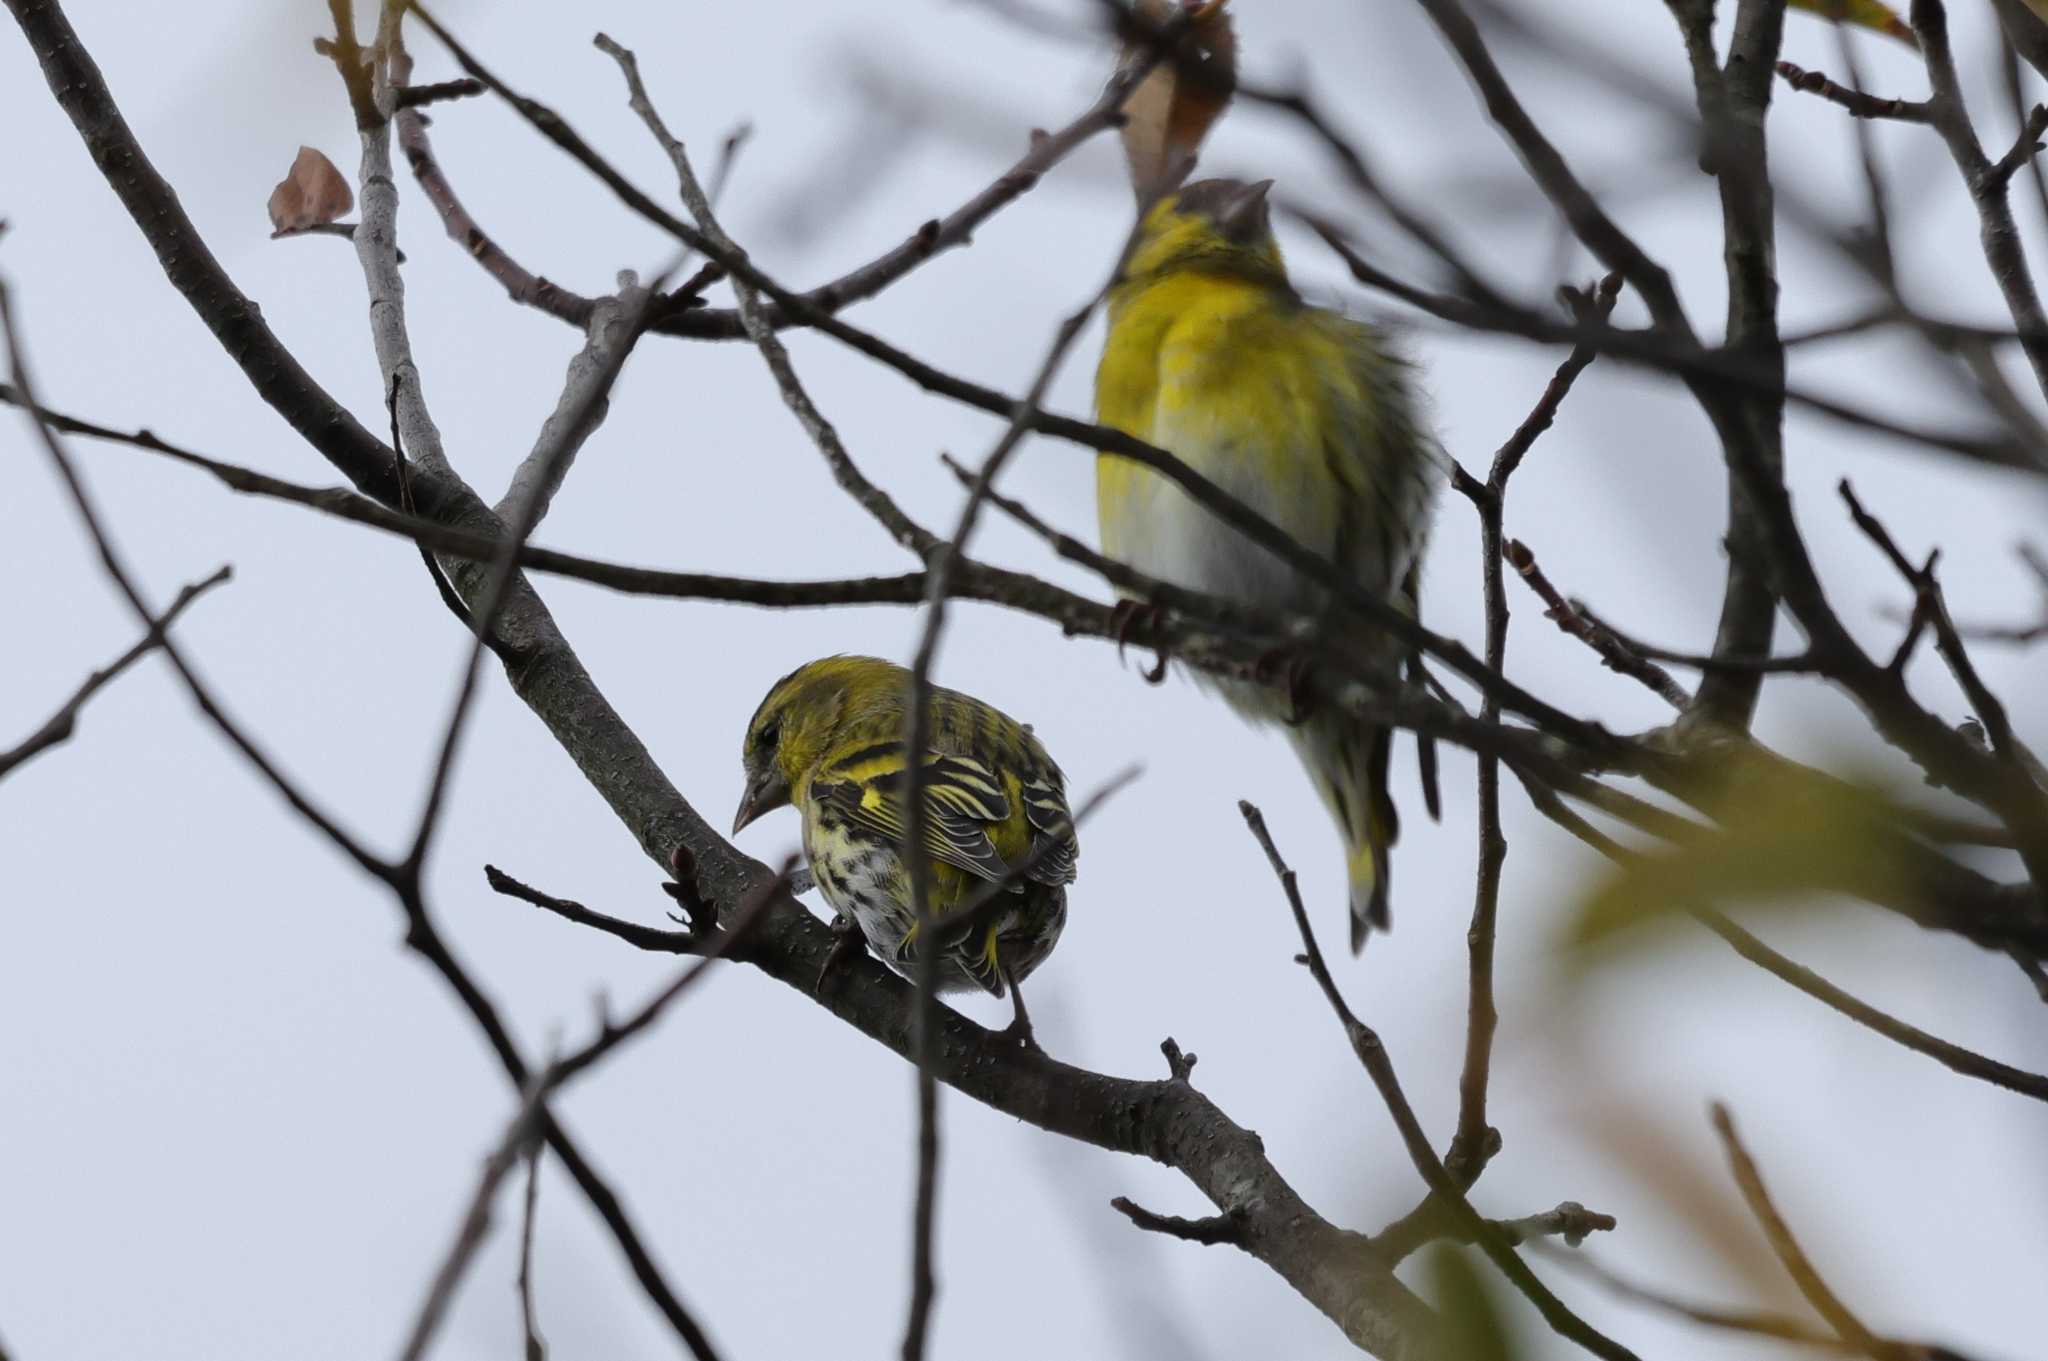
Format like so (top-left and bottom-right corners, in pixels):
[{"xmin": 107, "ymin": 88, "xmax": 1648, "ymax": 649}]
[
  {"xmin": 1095, "ymin": 177, "xmax": 1445, "ymax": 951},
  {"xmin": 733, "ymin": 656, "xmax": 1077, "ymax": 1040}
]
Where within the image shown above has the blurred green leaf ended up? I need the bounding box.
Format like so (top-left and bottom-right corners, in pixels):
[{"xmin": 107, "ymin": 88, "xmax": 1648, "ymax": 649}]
[
  {"xmin": 1790, "ymin": 0, "xmax": 1917, "ymax": 44},
  {"xmin": 1424, "ymin": 1244, "xmax": 1518, "ymax": 1361},
  {"xmin": 1563, "ymin": 758, "xmax": 1911, "ymax": 962}
]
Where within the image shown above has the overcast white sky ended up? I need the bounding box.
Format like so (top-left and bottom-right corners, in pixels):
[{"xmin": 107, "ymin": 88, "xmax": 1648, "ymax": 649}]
[{"xmin": 4, "ymin": 2, "xmax": 2046, "ymax": 1358}]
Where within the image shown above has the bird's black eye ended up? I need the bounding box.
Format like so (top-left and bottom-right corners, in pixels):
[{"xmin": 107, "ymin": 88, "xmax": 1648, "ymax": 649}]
[{"xmin": 757, "ymin": 721, "xmax": 780, "ymax": 749}]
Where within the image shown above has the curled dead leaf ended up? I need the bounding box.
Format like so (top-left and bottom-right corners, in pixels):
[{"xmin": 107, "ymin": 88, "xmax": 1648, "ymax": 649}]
[
  {"xmin": 267, "ymin": 146, "xmax": 353, "ymax": 236},
  {"xmin": 1115, "ymin": 0, "xmax": 1237, "ymax": 203}
]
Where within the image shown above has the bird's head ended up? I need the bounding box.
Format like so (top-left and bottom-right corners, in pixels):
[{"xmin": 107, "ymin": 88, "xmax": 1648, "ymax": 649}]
[
  {"xmin": 733, "ymin": 655, "xmax": 883, "ymax": 834},
  {"xmin": 1118, "ymin": 176, "xmax": 1285, "ymax": 286}
]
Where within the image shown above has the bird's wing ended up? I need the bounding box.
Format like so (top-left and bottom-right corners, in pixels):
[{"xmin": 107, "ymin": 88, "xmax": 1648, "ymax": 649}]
[
  {"xmin": 812, "ymin": 749, "xmax": 1016, "ymax": 887},
  {"xmin": 1017, "ymin": 765, "xmax": 1078, "ymax": 887},
  {"xmin": 1324, "ymin": 317, "xmax": 1442, "ymax": 596}
]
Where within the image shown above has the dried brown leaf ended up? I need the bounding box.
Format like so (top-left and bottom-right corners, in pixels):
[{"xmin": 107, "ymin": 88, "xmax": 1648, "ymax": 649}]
[
  {"xmin": 1116, "ymin": 0, "xmax": 1237, "ymax": 202},
  {"xmin": 267, "ymin": 146, "xmax": 353, "ymax": 235}
]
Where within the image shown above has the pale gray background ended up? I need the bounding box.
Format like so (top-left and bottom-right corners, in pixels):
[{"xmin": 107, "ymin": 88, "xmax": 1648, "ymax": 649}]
[{"xmin": 3, "ymin": 2, "xmax": 2044, "ymax": 1358}]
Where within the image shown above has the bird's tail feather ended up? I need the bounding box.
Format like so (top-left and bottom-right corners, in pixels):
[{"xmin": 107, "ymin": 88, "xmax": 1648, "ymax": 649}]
[
  {"xmin": 1290, "ymin": 717, "xmax": 1399, "ymax": 954},
  {"xmin": 1346, "ymin": 725, "xmax": 1398, "ymax": 950}
]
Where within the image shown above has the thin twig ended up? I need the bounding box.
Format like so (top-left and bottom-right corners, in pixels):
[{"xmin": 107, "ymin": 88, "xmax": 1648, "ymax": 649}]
[
  {"xmin": 894, "ymin": 282, "xmax": 1106, "ymax": 1361},
  {"xmin": 1449, "ymin": 272, "xmax": 1618, "ymax": 1188},
  {"xmin": 1914, "ymin": 0, "xmax": 2048, "ymax": 402},
  {"xmin": 1374, "ymin": 1198, "xmax": 1616, "ymax": 1264},
  {"xmin": 584, "ymin": 48, "xmax": 956, "ymax": 1354},
  {"xmin": 7, "ymin": 380, "xmax": 1670, "ymax": 817},
  {"xmin": 1, "ymin": 282, "xmax": 391, "ymax": 880},
  {"xmin": 1239, "ymin": 801, "xmax": 1643, "ymax": 1361},
  {"xmin": 1306, "ymin": 215, "xmax": 2039, "ymax": 471},
  {"xmin": 396, "ymin": 75, "xmax": 483, "ymax": 108},
  {"xmin": 10, "ymin": 8, "xmax": 728, "ymax": 1344},
  {"xmin": 1566, "ymin": 603, "xmax": 1823, "ymax": 677},
  {"xmin": 1522, "ymin": 756, "xmax": 2048, "ymax": 1102},
  {"xmin": 1709, "ymin": 1105, "xmax": 1901, "ymax": 1359},
  {"xmin": 1775, "ymin": 60, "xmax": 1932, "ymax": 122},
  {"xmin": 340, "ymin": 8, "xmax": 456, "ymax": 482},
  {"xmin": 484, "ymin": 866, "xmax": 707, "ymax": 954},
  {"xmin": 1409, "ymin": 0, "xmax": 1687, "ymax": 331},
  {"xmin": 0, "ymin": 565, "xmax": 230, "ymax": 779},
  {"xmin": 1987, "ymin": 103, "xmax": 2048, "ymax": 192},
  {"xmin": 542, "ymin": 864, "xmax": 787, "ymax": 1090},
  {"xmin": 518, "ymin": 1140, "xmax": 546, "ymax": 1361},
  {"xmin": 1493, "ymin": 1201, "xmax": 1618, "ymax": 1249},
  {"xmin": 495, "ymin": 274, "xmax": 652, "ymax": 524},
  {"xmin": 396, "ymin": 1082, "xmax": 548, "ymax": 1361},
  {"xmin": 584, "ymin": 32, "xmax": 938, "ymax": 559},
  {"xmin": 411, "ymin": 4, "xmax": 1640, "ymax": 756},
  {"xmin": 2001, "ymin": 25, "xmax": 2048, "ymax": 242},
  {"xmin": 1537, "ymin": 1244, "xmax": 1854, "ymax": 1353},
  {"xmin": 1696, "ymin": 911, "xmax": 2048, "ymax": 1103},
  {"xmin": 1839, "ymin": 479, "xmax": 2048, "ymax": 857},
  {"xmin": 404, "ymin": 5, "xmax": 1148, "ymax": 343},
  {"xmin": 386, "ymin": 373, "xmax": 473, "ymax": 629},
  {"xmin": 398, "ymin": 863, "xmax": 783, "ymax": 1361},
  {"xmin": 1109, "ymin": 1198, "xmax": 1247, "ymax": 1246},
  {"xmin": 1504, "ymin": 539, "xmax": 1694, "ymax": 709},
  {"xmin": 403, "ymin": 260, "xmax": 673, "ymax": 878}
]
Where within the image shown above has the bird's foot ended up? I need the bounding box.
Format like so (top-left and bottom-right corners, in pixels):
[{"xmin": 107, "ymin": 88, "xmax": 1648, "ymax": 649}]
[
  {"xmin": 1254, "ymin": 644, "xmax": 1316, "ymax": 726},
  {"xmin": 1111, "ymin": 599, "xmax": 1171, "ymax": 684},
  {"xmin": 815, "ymin": 914, "xmax": 869, "ymax": 992},
  {"xmin": 996, "ymin": 982, "xmax": 1045, "ymax": 1056}
]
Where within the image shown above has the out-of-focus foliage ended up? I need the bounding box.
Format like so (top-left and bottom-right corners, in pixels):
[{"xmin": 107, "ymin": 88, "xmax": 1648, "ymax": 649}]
[
  {"xmin": 1562, "ymin": 758, "xmax": 1914, "ymax": 961},
  {"xmin": 1424, "ymin": 1244, "xmax": 1520, "ymax": 1361},
  {"xmin": 1789, "ymin": 0, "xmax": 1916, "ymax": 44}
]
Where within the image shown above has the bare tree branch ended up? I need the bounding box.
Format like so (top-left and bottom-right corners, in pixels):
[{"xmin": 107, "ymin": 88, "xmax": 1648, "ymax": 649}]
[
  {"xmin": 1448, "ymin": 273, "xmax": 1618, "ymax": 1189},
  {"xmin": 1239, "ymin": 800, "xmax": 1641, "ymax": 1361},
  {"xmin": 495, "ymin": 277, "xmax": 651, "ymax": 525},
  {"xmin": 338, "ymin": 3, "xmax": 456, "ymax": 483},
  {"xmin": 9, "ymin": 9, "xmax": 731, "ymax": 1350},
  {"xmin": 2, "ymin": 282, "xmax": 391, "ymax": 881},
  {"xmin": 1914, "ymin": 0, "xmax": 2048, "ymax": 402},
  {"xmin": 16, "ymin": 3, "xmax": 2047, "ymax": 1357}
]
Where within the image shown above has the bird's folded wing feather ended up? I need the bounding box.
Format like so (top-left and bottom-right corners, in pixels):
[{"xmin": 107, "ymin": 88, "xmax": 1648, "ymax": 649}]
[
  {"xmin": 1019, "ymin": 773, "xmax": 1079, "ymax": 886},
  {"xmin": 814, "ymin": 750, "xmax": 1016, "ymax": 887}
]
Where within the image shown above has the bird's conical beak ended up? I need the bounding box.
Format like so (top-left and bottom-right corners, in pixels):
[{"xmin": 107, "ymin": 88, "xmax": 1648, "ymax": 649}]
[
  {"xmin": 732, "ymin": 768, "xmax": 786, "ymax": 836},
  {"xmin": 1218, "ymin": 178, "xmax": 1274, "ymax": 241}
]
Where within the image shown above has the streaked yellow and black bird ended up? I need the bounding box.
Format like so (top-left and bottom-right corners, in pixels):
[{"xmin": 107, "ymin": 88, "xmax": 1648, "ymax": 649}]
[
  {"xmin": 1095, "ymin": 178, "xmax": 1444, "ymax": 950},
  {"xmin": 732, "ymin": 656, "xmax": 1077, "ymax": 1036}
]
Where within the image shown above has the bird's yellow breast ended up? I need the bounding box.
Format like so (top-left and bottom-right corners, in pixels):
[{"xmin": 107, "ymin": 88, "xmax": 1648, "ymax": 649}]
[{"xmin": 1094, "ymin": 271, "xmax": 1368, "ymax": 598}]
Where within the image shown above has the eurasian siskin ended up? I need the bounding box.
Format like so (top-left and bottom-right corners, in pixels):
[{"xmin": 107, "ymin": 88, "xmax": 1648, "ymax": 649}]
[
  {"xmin": 733, "ymin": 656, "xmax": 1077, "ymax": 1029},
  {"xmin": 1095, "ymin": 177, "xmax": 1444, "ymax": 950}
]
